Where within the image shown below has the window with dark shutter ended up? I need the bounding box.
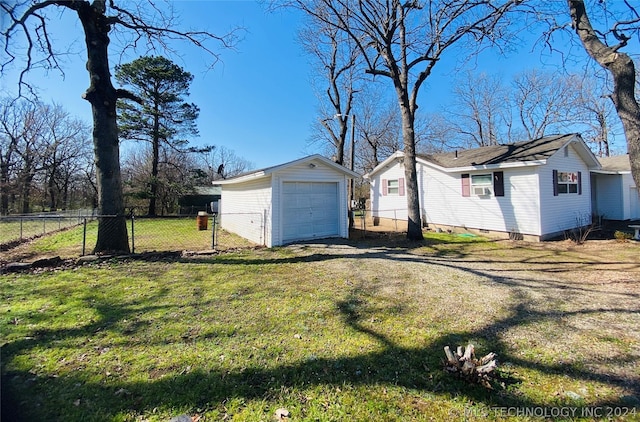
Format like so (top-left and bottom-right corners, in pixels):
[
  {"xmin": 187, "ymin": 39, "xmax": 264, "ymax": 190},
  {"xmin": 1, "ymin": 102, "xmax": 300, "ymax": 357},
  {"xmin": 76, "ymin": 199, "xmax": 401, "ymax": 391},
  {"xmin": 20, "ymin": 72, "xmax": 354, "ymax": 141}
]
[
  {"xmin": 493, "ymin": 171, "xmax": 504, "ymax": 197},
  {"xmin": 461, "ymin": 174, "xmax": 470, "ymax": 197}
]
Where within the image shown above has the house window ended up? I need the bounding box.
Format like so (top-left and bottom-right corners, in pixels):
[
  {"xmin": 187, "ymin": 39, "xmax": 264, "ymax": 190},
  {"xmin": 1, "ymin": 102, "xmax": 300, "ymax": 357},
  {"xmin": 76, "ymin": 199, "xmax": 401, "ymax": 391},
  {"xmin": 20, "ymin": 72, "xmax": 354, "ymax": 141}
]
[
  {"xmin": 471, "ymin": 174, "xmax": 492, "ymax": 196},
  {"xmin": 387, "ymin": 179, "xmax": 399, "ymax": 195},
  {"xmin": 462, "ymin": 172, "xmax": 504, "ymax": 197},
  {"xmin": 557, "ymin": 171, "xmax": 578, "ymax": 194},
  {"xmin": 553, "ymin": 170, "xmax": 582, "ymax": 196},
  {"xmin": 381, "ymin": 178, "xmax": 405, "ymax": 196}
]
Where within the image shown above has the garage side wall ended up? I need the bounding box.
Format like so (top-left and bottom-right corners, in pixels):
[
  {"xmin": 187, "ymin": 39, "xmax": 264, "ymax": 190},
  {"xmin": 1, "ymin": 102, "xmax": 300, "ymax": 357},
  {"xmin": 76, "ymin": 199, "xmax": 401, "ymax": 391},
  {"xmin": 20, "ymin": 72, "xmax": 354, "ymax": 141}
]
[
  {"xmin": 271, "ymin": 162, "xmax": 350, "ymax": 246},
  {"xmin": 220, "ymin": 178, "xmax": 272, "ymax": 246}
]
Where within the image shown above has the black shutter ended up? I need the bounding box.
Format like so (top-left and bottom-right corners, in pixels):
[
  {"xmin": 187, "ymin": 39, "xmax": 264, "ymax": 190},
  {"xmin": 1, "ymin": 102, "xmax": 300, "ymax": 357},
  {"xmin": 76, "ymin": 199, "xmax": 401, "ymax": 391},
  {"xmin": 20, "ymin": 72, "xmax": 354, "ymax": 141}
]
[
  {"xmin": 493, "ymin": 171, "xmax": 504, "ymax": 197},
  {"xmin": 552, "ymin": 170, "xmax": 558, "ymax": 196},
  {"xmin": 578, "ymin": 171, "xmax": 582, "ymax": 195}
]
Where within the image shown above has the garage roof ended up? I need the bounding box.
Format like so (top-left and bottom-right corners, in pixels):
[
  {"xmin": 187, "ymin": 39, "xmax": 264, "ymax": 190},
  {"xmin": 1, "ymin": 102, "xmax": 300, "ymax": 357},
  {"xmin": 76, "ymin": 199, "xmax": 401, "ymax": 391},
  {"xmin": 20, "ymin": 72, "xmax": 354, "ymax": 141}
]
[{"xmin": 214, "ymin": 154, "xmax": 360, "ymax": 185}]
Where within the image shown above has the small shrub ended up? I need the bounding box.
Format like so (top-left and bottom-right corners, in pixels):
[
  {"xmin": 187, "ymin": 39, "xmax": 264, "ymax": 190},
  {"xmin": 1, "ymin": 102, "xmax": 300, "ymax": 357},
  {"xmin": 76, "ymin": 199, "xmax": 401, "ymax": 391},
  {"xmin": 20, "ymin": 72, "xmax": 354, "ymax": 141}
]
[{"xmin": 614, "ymin": 230, "xmax": 633, "ymax": 242}]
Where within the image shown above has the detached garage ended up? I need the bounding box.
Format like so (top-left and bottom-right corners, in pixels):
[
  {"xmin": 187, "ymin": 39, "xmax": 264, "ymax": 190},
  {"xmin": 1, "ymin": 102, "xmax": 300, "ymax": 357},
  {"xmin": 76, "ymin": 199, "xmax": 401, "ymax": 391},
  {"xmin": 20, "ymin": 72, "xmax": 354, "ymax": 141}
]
[{"xmin": 216, "ymin": 155, "xmax": 359, "ymax": 247}]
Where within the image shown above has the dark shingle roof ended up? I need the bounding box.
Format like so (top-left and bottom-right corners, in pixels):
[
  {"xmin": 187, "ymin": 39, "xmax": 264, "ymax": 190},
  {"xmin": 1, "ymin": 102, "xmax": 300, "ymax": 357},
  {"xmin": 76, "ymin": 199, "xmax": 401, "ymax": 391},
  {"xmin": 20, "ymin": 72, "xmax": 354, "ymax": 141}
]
[{"xmin": 417, "ymin": 134, "xmax": 577, "ymax": 168}]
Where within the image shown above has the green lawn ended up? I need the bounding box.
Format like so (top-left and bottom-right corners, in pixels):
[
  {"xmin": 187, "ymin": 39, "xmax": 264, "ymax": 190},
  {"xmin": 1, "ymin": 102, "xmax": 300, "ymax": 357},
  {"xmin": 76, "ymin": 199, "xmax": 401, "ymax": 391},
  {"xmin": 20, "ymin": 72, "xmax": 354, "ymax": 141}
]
[{"xmin": 1, "ymin": 236, "xmax": 639, "ymax": 421}]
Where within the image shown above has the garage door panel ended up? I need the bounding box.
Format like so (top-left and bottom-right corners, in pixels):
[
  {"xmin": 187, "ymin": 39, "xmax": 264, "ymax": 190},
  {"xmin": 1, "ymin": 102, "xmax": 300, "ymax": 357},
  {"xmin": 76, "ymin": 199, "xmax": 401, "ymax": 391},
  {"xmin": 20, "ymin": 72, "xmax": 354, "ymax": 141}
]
[{"xmin": 282, "ymin": 182, "xmax": 339, "ymax": 242}]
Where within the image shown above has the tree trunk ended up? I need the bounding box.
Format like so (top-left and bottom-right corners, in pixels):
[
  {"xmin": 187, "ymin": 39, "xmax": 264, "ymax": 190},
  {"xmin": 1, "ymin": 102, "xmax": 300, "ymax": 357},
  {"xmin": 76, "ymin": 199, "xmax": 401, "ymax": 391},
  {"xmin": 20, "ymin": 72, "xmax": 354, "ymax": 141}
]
[
  {"xmin": 76, "ymin": 2, "xmax": 129, "ymax": 253},
  {"xmin": 148, "ymin": 140, "xmax": 159, "ymax": 216},
  {"xmin": 0, "ymin": 162, "xmax": 10, "ymax": 215},
  {"xmin": 48, "ymin": 173, "xmax": 57, "ymax": 210},
  {"xmin": 398, "ymin": 102, "xmax": 423, "ymax": 240},
  {"xmin": 21, "ymin": 173, "xmax": 33, "ymax": 214},
  {"xmin": 568, "ymin": 0, "xmax": 640, "ymax": 193}
]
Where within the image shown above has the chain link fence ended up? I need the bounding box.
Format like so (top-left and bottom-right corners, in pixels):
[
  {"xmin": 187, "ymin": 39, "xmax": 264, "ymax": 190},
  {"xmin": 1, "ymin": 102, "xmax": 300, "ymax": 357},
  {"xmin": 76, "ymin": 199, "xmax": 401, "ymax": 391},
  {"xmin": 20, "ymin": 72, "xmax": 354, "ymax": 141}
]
[
  {"xmin": 1, "ymin": 211, "xmax": 261, "ymax": 259},
  {"xmin": 0, "ymin": 209, "xmax": 97, "ymax": 249},
  {"xmin": 79, "ymin": 214, "xmax": 260, "ymax": 255},
  {"xmin": 2, "ymin": 207, "xmax": 408, "ymax": 259}
]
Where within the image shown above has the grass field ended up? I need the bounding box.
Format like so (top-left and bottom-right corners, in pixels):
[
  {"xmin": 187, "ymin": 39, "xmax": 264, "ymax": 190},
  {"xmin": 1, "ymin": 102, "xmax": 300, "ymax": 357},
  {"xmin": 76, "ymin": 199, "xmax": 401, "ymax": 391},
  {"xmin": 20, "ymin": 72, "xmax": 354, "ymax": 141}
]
[{"xmin": 1, "ymin": 234, "xmax": 639, "ymax": 421}]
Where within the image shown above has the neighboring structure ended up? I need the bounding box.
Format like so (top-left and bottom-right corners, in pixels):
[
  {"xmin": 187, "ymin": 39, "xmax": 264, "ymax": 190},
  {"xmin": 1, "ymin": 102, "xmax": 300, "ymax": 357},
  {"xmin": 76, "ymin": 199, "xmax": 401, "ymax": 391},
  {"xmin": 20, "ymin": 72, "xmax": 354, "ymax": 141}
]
[
  {"xmin": 215, "ymin": 155, "xmax": 359, "ymax": 247},
  {"xmin": 364, "ymin": 134, "xmax": 601, "ymax": 241},
  {"xmin": 178, "ymin": 186, "xmax": 221, "ymax": 214},
  {"xmin": 591, "ymin": 154, "xmax": 640, "ymax": 221}
]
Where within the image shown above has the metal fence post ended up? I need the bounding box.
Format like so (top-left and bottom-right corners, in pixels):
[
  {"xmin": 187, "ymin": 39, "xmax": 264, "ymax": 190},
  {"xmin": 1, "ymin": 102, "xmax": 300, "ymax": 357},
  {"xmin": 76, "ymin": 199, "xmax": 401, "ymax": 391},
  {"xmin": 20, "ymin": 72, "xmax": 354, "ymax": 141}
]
[
  {"xmin": 211, "ymin": 214, "xmax": 217, "ymax": 250},
  {"xmin": 82, "ymin": 218, "xmax": 87, "ymax": 256},
  {"xmin": 131, "ymin": 214, "xmax": 135, "ymax": 254}
]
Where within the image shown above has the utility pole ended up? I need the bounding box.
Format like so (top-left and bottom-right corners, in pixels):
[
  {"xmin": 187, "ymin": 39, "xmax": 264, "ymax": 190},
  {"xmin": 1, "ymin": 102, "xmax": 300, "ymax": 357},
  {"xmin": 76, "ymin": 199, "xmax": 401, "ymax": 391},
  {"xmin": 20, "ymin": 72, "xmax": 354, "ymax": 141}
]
[{"xmin": 349, "ymin": 114, "xmax": 356, "ymax": 207}]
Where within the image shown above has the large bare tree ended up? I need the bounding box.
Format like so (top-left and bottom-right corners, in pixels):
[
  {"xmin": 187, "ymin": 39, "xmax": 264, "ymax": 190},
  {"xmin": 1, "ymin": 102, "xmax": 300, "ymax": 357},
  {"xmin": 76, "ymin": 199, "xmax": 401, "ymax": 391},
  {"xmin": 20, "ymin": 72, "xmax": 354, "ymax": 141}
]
[
  {"xmin": 1, "ymin": 1, "xmax": 237, "ymax": 252},
  {"xmin": 511, "ymin": 69, "xmax": 583, "ymax": 140},
  {"xmin": 567, "ymin": 0, "xmax": 640, "ymax": 191},
  {"xmin": 300, "ymin": 13, "xmax": 360, "ymax": 166},
  {"xmin": 445, "ymin": 71, "xmax": 510, "ymax": 148},
  {"xmin": 294, "ymin": 0, "xmax": 522, "ymax": 240}
]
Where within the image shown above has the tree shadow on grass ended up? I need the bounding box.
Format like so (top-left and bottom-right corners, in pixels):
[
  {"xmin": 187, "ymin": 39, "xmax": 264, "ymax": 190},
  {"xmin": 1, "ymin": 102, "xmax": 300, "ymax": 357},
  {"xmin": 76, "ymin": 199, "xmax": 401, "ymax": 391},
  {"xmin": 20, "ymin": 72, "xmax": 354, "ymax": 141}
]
[{"xmin": 3, "ymin": 243, "xmax": 640, "ymax": 420}]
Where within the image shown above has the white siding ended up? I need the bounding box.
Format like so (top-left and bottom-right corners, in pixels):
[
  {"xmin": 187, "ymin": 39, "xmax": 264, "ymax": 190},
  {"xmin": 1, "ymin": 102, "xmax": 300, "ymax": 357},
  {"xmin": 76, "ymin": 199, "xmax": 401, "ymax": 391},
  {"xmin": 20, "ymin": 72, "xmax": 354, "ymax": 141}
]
[
  {"xmin": 369, "ymin": 158, "xmax": 409, "ymax": 221},
  {"xmin": 272, "ymin": 160, "xmax": 350, "ymax": 246},
  {"xmin": 623, "ymin": 174, "xmax": 639, "ymax": 220},
  {"xmin": 220, "ymin": 177, "xmax": 272, "ymax": 246},
  {"xmin": 540, "ymin": 145, "xmax": 593, "ymax": 237},
  {"xmin": 421, "ymin": 165, "xmax": 542, "ymax": 236},
  {"xmin": 593, "ymin": 174, "xmax": 624, "ymax": 220}
]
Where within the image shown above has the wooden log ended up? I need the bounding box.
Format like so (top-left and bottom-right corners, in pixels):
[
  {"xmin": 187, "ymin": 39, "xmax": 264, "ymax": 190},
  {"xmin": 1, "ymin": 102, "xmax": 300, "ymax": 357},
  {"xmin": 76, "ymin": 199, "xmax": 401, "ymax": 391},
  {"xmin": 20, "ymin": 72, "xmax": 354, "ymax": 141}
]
[
  {"xmin": 462, "ymin": 344, "xmax": 474, "ymax": 362},
  {"xmin": 476, "ymin": 360, "xmax": 497, "ymax": 374},
  {"xmin": 461, "ymin": 360, "xmax": 476, "ymax": 375},
  {"xmin": 479, "ymin": 352, "xmax": 496, "ymax": 365},
  {"xmin": 444, "ymin": 346, "xmax": 458, "ymax": 366}
]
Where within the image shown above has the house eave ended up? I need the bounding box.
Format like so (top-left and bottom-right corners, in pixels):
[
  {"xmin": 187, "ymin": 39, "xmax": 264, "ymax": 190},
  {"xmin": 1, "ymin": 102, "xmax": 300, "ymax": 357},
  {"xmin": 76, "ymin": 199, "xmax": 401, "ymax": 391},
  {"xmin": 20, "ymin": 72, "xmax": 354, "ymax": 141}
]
[
  {"xmin": 426, "ymin": 160, "xmax": 548, "ymax": 173},
  {"xmin": 591, "ymin": 170, "xmax": 630, "ymax": 175}
]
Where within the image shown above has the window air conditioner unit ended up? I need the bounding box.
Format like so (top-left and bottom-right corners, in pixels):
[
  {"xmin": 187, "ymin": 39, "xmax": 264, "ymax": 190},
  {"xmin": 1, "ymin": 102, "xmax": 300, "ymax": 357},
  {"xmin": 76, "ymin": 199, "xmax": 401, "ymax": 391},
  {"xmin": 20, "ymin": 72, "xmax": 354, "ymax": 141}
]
[{"xmin": 473, "ymin": 187, "xmax": 491, "ymax": 196}]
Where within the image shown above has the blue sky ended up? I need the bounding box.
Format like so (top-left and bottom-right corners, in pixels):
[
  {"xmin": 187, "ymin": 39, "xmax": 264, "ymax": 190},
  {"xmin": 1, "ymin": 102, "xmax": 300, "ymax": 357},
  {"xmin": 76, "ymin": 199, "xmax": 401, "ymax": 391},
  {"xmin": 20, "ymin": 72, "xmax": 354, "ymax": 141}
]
[{"xmin": 1, "ymin": 1, "xmax": 627, "ymax": 168}]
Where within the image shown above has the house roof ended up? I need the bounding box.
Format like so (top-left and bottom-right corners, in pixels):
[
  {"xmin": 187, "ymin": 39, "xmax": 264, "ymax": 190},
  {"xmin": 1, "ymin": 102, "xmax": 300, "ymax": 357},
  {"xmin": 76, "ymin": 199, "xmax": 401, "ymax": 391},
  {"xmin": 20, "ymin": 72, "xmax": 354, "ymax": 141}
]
[
  {"xmin": 190, "ymin": 186, "xmax": 221, "ymax": 196},
  {"xmin": 365, "ymin": 134, "xmax": 600, "ymax": 179},
  {"xmin": 417, "ymin": 134, "xmax": 591, "ymax": 168},
  {"xmin": 594, "ymin": 154, "xmax": 630, "ymax": 174},
  {"xmin": 214, "ymin": 154, "xmax": 360, "ymax": 185}
]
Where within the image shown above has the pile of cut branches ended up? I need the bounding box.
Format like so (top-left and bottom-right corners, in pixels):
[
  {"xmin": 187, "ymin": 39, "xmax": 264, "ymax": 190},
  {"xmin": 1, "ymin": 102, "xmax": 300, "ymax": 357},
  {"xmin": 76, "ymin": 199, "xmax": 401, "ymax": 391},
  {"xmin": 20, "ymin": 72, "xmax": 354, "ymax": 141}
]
[{"xmin": 444, "ymin": 344, "xmax": 497, "ymax": 388}]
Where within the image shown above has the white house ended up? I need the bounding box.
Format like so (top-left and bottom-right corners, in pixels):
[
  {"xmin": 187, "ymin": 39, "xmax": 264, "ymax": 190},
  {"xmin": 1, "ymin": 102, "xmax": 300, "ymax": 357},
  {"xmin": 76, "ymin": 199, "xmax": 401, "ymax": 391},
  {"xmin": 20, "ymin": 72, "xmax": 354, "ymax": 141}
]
[
  {"xmin": 364, "ymin": 134, "xmax": 602, "ymax": 241},
  {"xmin": 591, "ymin": 154, "xmax": 640, "ymax": 221},
  {"xmin": 215, "ymin": 155, "xmax": 359, "ymax": 247}
]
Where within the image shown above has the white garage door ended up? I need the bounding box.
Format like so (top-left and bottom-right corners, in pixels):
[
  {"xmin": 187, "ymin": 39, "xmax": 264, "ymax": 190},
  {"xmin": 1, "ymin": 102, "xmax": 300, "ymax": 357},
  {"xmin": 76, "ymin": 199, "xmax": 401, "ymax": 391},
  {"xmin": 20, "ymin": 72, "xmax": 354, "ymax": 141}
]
[{"xmin": 282, "ymin": 182, "xmax": 339, "ymax": 242}]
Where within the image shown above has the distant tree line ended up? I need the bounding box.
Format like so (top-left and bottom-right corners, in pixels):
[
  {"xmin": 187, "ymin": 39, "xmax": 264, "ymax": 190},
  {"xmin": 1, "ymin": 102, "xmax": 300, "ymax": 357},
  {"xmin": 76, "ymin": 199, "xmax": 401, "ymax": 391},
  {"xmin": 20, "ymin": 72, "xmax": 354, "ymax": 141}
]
[
  {"xmin": 0, "ymin": 98, "xmax": 95, "ymax": 214},
  {"xmin": 0, "ymin": 75, "xmax": 252, "ymax": 216}
]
